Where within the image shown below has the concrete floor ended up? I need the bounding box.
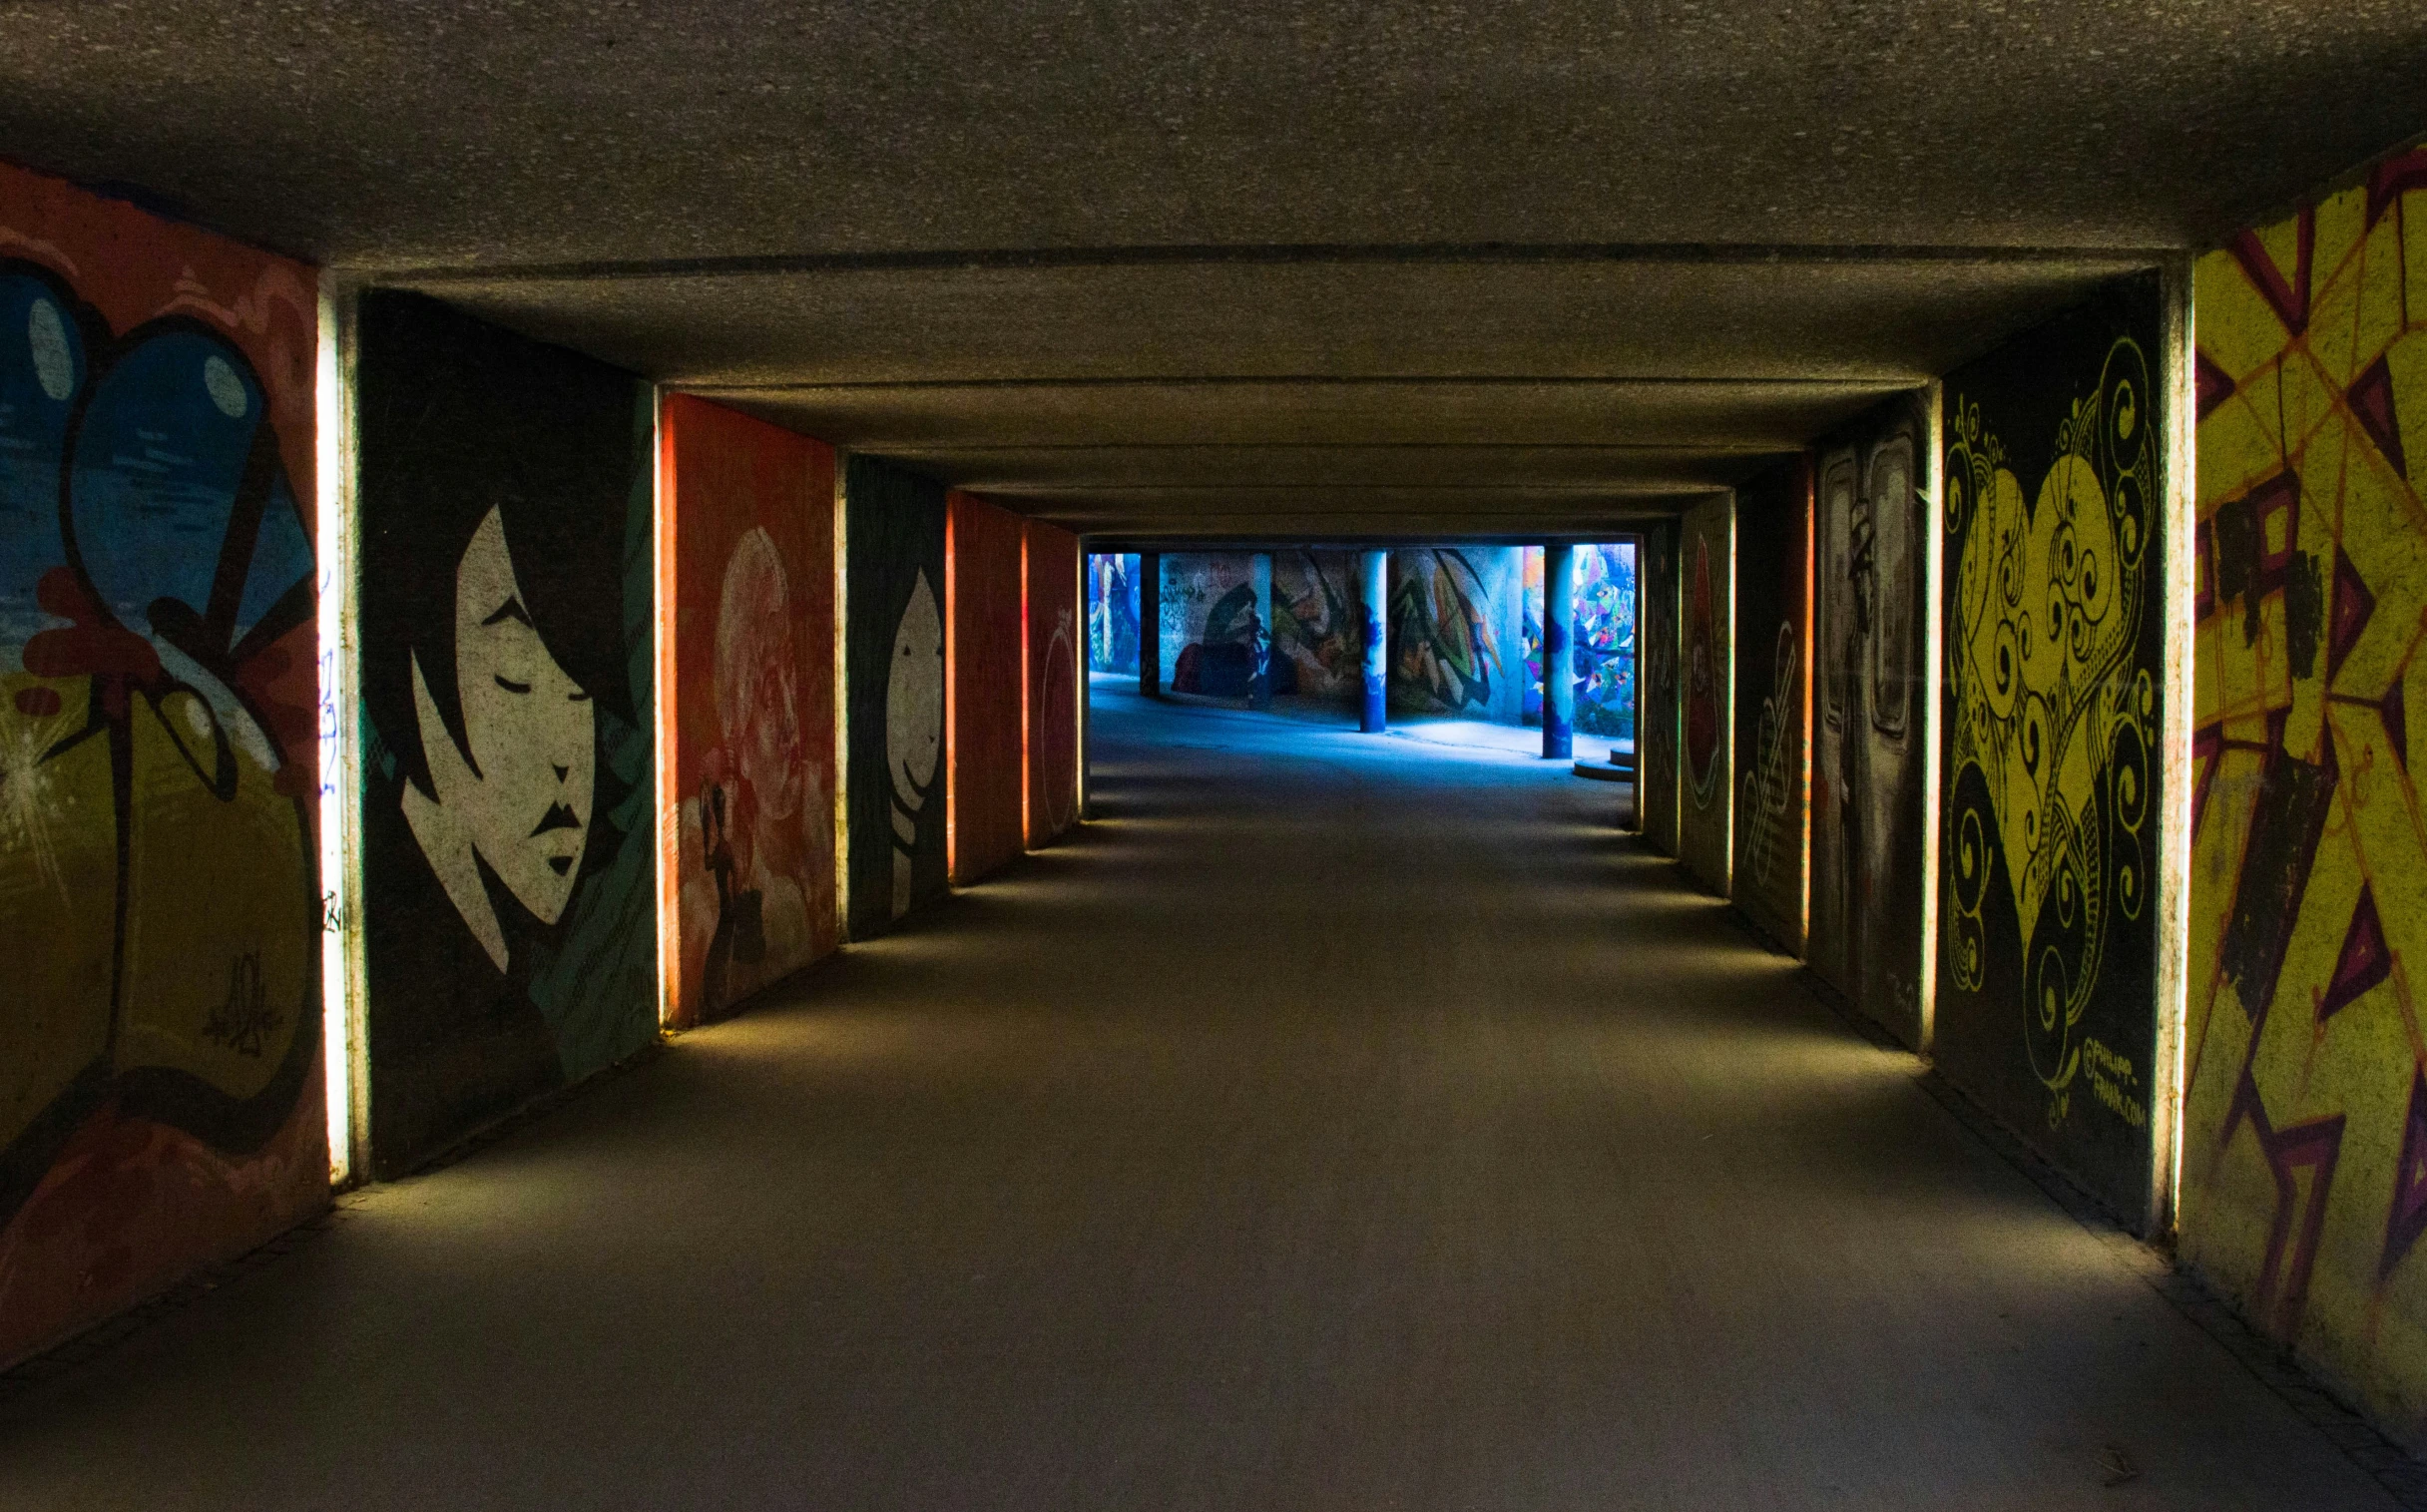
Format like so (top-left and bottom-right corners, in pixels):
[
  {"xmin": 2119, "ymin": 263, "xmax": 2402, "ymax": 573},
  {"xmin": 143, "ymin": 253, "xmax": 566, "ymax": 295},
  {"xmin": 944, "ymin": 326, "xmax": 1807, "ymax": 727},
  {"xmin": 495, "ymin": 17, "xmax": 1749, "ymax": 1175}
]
[{"xmin": 0, "ymin": 690, "xmax": 2394, "ymax": 1510}]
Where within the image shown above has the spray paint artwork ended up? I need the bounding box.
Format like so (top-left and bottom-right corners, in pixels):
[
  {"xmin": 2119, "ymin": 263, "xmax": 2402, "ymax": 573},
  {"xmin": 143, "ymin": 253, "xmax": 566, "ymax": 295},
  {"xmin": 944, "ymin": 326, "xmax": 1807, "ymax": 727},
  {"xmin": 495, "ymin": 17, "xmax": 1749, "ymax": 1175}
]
[
  {"xmin": 1575, "ymin": 543, "xmax": 1638, "ymax": 742},
  {"xmin": 1677, "ymin": 496, "xmax": 1734, "ymax": 896},
  {"xmin": 1087, "ymin": 553, "xmax": 1140, "ymax": 677},
  {"xmin": 0, "ymin": 164, "xmax": 324, "ymax": 1363},
  {"xmin": 1937, "ymin": 275, "xmax": 2164, "ymax": 1220},
  {"xmin": 1390, "ymin": 547, "xmax": 1523, "ymax": 722},
  {"xmin": 1163, "ymin": 554, "xmax": 1265, "ymax": 700},
  {"xmin": 1271, "ymin": 549, "xmax": 1358, "ymax": 701},
  {"xmin": 845, "ymin": 457, "xmax": 947, "ymax": 936},
  {"xmin": 358, "ymin": 291, "xmax": 659, "ymax": 1177}
]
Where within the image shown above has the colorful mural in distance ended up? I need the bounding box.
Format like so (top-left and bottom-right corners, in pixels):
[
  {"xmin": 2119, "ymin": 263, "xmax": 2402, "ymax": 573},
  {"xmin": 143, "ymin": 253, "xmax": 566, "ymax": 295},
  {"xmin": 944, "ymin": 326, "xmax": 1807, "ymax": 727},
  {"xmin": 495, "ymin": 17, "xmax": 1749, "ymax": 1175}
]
[
  {"xmin": 1026, "ymin": 520, "xmax": 1082, "ymax": 846},
  {"xmin": 1937, "ymin": 274, "xmax": 2164, "ymax": 1223},
  {"xmin": 1525, "ymin": 544, "xmax": 1637, "ymax": 739},
  {"xmin": 1639, "ymin": 523, "xmax": 1681, "ymax": 851},
  {"xmin": 663, "ymin": 395, "xmax": 836, "ymax": 1028},
  {"xmin": 358, "ymin": 291, "xmax": 659, "ymax": 1178},
  {"xmin": 1809, "ymin": 392, "xmax": 1934, "ymax": 1047},
  {"xmin": 1389, "ymin": 547, "xmax": 1525, "ymax": 723},
  {"xmin": 1678, "ymin": 498, "xmax": 1733, "ymax": 895},
  {"xmin": 1087, "ymin": 552, "xmax": 1140, "ymax": 678},
  {"xmin": 2180, "ymin": 147, "xmax": 2427, "ymax": 1427},
  {"xmin": 1271, "ymin": 549, "xmax": 1359, "ymax": 702},
  {"xmin": 1162, "ymin": 554, "xmax": 1264, "ymax": 700},
  {"xmin": 1732, "ymin": 462, "xmax": 1809, "ymax": 953},
  {"xmin": 845, "ymin": 457, "xmax": 947, "ymax": 936},
  {"xmin": 0, "ymin": 163, "xmax": 324, "ymax": 1364}
]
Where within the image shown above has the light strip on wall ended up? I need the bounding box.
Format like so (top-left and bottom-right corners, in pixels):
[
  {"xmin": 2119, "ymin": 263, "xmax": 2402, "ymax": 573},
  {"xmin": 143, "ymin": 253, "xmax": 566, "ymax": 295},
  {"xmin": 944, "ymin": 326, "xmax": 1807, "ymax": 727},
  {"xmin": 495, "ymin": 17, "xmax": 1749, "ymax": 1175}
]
[
  {"xmin": 1917, "ymin": 381, "xmax": 1947, "ymax": 1058},
  {"xmin": 653, "ymin": 388, "xmax": 676, "ymax": 1026},
  {"xmin": 831, "ymin": 452, "xmax": 850, "ymax": 938},
  {"xmin": 2156, "ymin": 258, "xmax": 2198, "ymax": 1236},
  {"xmin": 312, "ymin": 279, "xmax": 361, "ymax": 1186}
]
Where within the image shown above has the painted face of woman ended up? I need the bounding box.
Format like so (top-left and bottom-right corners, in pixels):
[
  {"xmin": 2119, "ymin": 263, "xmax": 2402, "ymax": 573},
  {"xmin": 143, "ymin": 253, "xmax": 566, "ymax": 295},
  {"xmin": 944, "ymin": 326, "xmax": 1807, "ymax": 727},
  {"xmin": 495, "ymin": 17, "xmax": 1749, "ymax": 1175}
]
[{"xmin": 409, "ymin": 505, "xmax": 595, "ymax": 945}]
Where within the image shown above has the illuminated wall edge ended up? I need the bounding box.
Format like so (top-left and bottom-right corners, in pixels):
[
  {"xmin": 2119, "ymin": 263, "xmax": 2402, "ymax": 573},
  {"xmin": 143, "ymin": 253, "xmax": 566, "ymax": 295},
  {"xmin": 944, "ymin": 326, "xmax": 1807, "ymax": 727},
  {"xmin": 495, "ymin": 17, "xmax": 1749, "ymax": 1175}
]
[
  {"xmin": 653, "ymin": 387, "xmax": 676, "ymax": 1026},
  {"xmin": 1917, "ymin": 381, "xmax": 1947, "ymax": 1058},
  {"xmin": 313, "ymin": 278, "xmax": 366, "ymax": 1186},
  {"xmin": 831, "ymin": 449, "xmax": 852, "ymax": 941},
  {"xmin": 2155, "ymin": 257, "xmax": 2198, "ymax": 1237}
]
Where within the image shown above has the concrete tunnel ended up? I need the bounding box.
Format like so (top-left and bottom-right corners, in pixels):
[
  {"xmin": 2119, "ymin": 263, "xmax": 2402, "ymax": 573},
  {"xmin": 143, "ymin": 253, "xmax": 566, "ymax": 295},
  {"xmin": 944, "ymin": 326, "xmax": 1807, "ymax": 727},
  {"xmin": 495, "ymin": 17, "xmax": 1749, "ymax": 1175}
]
[{"xmin": 2, "ymin": 4, "xmax": 2426, "ymax": 1506}]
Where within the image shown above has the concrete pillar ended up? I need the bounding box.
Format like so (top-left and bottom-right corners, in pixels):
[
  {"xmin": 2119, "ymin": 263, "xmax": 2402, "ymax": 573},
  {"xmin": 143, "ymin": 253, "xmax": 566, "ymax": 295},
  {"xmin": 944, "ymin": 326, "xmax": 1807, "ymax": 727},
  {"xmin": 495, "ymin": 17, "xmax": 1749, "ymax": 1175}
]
[
  {"xmin": 1543, "ymin": 541, "xmax": 1576, "ymax": 760},
  {"xmin": 1247, "ymin": 552, "xmax": 1273, "ymax": 710},
  {"xmin": 1139, "ymin": 551, "xmax": 1162, "ymax": 698},
  {"xmin": 1359, "ymin": 549, "xmax": 1388, "ymax": 733}
]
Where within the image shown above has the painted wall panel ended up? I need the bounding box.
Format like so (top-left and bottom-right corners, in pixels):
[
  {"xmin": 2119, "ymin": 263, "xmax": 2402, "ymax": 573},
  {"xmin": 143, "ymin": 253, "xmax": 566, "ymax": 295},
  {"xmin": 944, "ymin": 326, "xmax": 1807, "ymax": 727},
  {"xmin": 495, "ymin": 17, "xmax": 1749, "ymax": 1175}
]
[
  {"xmin": 0, "ymin": 162, "xmax": 325, "ymax": 1364},
  {"xmin": 358, "ymin": 291, "xmax": 658, "ymax": 1178},
  {"xmin": 2180, "ymin": 147, "xmax": 2427, "ymax": 1438},
  {"xmin": 1678, "ymin": 496, "xmax": 1735, "ymax": 895},
  {"xmin": 1389, "ymin": 547, "xmax": 1527, "ymax": 725},
  {"xmin": 1271, "ymin": 548, "xmax": 1360, "ymax": 704},
  {"xmin": 1809, "ymin": 391, "xmax": 1935, "ymax": 1045},
  {"xmin": 1935, "ymin": 273, "xmax": 2165, "ymax": 1223},
  {"xmin": 1160, "ymin": 553, "xmax": 1258, "ymax": 697},
  {"xmin": 1087, "ymin": 552, "xmax": 1140, "ymax": 677},
  {"xmin": 948, "ymin": 492, "xmax": 1024, "ymax": 884},
  {"xmin": 845, "ymin": 457, "xmax": 947, "ymax": 937},
  {"xmin": 1026, "ymin": 520, "xmax": 1082, "ymax": 848},
  {"xmin": 662, "ymin": 394, "xmax": 836, "ymax": 1030},
  {"xmin": 1732, "ymin": 460, "xmax": 1812, "ymax": 953},
  {"xmin": 1639, "ymin": 522, "xmax": 1681, "ymax": 851},
  {"xmin": 1576, "ymin": 543, "xmax": 1639, "ymax": 743}
]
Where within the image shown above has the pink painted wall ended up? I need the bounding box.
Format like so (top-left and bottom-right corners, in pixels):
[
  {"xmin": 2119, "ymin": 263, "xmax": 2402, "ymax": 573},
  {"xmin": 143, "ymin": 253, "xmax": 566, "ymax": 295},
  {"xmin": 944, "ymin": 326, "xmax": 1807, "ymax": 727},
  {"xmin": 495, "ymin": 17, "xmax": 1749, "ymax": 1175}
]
[
  {"xmin": 1025, "ymin": 521, "xmax": 1082, "ymax": 848},
  {"xmin": 949, "ymin": 491, "xmax": 1025, "ymax": 884}
]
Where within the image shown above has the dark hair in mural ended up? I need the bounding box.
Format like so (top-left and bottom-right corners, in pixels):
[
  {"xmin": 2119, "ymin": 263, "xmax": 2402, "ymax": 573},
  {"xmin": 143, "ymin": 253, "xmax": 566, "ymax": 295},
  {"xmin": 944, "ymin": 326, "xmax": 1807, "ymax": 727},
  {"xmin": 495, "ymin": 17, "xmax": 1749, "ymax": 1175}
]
[
  {"xmin": 0, "ymin": 261, "xmax": 318, "ymax": 1225},
  {"xmin": 355, "ymin": 290, "xmax": 657, "ymax": 1177},
  {"xmin": 1937, "ymin": 274, "xmax": 2164, "ymax": 1220},
  {"xmin": 845, "ymin": 455, "xmax": 947, "ymax": 937}
]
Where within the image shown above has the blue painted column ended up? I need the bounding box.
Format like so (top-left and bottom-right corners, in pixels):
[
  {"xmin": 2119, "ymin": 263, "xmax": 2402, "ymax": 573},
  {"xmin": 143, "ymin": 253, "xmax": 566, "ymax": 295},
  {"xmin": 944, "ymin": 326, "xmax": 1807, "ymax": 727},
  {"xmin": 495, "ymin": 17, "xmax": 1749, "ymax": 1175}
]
[
  {"xmin": 1139, "ymin": 551, "xmax": 1162, "ymax": 698},
  {"xmin": 1359, "ymin": 548, "xmax": 1388, "ymax": 732},
  {"xmin": 1543, "ymin": 541, "xmax": 1576, "ymax": 759},
  {"xmin": 1247, "ymin": 551, "xmax": 1273, "ymax": 710}
]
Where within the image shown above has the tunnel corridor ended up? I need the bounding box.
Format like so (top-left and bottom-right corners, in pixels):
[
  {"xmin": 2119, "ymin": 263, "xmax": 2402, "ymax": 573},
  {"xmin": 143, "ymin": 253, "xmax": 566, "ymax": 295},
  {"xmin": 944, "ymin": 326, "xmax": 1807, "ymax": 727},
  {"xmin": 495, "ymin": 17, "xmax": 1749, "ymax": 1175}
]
[{"xmin": 0, "ymin": 695, "xmax": 2397, "ymax": 1509}]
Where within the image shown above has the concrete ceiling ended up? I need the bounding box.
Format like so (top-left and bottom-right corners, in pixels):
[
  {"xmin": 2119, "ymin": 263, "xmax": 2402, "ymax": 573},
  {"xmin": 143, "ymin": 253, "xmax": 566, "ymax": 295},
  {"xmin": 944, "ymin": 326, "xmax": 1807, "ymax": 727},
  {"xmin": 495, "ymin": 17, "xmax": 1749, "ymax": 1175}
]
[{"xmin": 3, "ymin": 1, "xmax": 2422, "ymax": 540}]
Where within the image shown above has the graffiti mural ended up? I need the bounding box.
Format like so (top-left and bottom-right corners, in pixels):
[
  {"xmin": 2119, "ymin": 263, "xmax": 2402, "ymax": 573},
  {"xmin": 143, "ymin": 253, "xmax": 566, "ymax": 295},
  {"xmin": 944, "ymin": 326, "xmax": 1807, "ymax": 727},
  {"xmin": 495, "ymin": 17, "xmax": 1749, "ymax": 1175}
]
[
  {"xmin": 1732, "ymin": 461, "xmax": 1810, "ymax": 950},
  {"xmin": 1087, "ymin": 552, "xmax": 1140, "ymax": 677},
  {"xmin": 1576, "ymin": 543, "xmax": 1638, "ymax": 742},
  {"xmin": 1809, "ymin": 393, "xmax": 1933, "ymax": 1044},
  {"xmin": 1026, "ymin": 520, "xmax": 1081, "ymax": 846},
  {"xmin": 358, "ymin": 291, "xmax": 658, "ymax": 1176},
  {"xmin": 1389, "ymin": 547, "xmax": 1526, "ymax": 723},
  {"xmin": 1160, "ymin": 554, "xmax": 1261, "ymax": 699},
  {"xmin": 2180, "ymin": 147, "xmax": 2427, "ymax": 1425},
  {"xmin": 1936, "ymin": 274, "xmax": 2164, "ymax": 1220},
  {"xmin": 1638, "ymin": 523, "xmax": 1681, "ymax": 850},
  {"xmin": 0, "ymin": 164, "xmax": 324, "ymax": 1363},
  {"xmin": 663, "ymin": 395, "xmax": 835, "ymax": 1028},
  {"xmin": 845, "ymin": 458, "xmax": 947, "ymax": 936},
  {"xmin": 948, "ymin": 492, "xmax": 1024, "ymax": 884},
  {"xmin": 1271, "ymin": 549, "xmax": 1359, "ymax": 702},
  {"xmin": 1677, "ymin": 497, "xmax": 1733, "ymax": 894}
]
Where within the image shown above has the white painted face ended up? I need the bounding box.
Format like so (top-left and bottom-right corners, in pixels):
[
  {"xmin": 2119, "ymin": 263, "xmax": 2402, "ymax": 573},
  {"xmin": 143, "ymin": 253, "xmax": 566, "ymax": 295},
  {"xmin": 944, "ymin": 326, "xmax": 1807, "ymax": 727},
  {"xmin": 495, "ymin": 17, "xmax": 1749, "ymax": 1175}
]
[
  {"xmin": 886, "ymin": 568, "xmax": 943, "ymax": 815},
  {"xmin": 412, "ymin": 506, "xmax": 596, "ymax": 928}
]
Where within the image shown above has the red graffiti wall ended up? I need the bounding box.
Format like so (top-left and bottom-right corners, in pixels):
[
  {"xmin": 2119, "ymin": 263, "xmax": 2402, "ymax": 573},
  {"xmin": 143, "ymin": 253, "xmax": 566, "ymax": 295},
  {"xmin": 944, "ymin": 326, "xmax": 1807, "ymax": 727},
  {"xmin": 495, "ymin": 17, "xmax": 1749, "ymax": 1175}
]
[
  {"xmin": 949, "ymin": 491, "xmax": 1026, "ymax": 884},
  {"xmin": 0, "ymin": 161, "xmax": 325, "ymax": 1365},
  {"xmin": 662, "ymin": 394, "xmax": 836, "ymax": 1029},
  {"xmin": 1025, "ymin": 521, "xmax": 1082, "ymax": 848}
]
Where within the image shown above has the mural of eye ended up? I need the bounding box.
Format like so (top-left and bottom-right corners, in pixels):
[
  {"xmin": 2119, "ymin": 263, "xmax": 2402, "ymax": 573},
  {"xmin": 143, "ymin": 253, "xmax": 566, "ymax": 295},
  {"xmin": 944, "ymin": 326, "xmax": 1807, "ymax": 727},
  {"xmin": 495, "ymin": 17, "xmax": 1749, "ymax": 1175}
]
[{"xmin": 27, "ymin": 295, "xmax": 74, "ymax": 400}]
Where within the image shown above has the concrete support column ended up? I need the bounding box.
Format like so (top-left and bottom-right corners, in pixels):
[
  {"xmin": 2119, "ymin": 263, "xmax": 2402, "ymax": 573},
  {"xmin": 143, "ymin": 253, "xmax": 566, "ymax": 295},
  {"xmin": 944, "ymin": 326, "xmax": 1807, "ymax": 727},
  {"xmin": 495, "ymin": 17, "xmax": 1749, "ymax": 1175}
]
[
  {"xmin": 1543, "ymin": 541, "xmax": 1576, "ymax": 760},
  {"xmin": 1358, "ymin": 549, "xmax": 1388, "ymax": 733},
  {"xmin": 1139, "ymin": 551, "xmax": 1162, "ymax": 698},
  {"xmin": 1247, "ymin": 552, "xmax": 1273, "ymax": 710}
]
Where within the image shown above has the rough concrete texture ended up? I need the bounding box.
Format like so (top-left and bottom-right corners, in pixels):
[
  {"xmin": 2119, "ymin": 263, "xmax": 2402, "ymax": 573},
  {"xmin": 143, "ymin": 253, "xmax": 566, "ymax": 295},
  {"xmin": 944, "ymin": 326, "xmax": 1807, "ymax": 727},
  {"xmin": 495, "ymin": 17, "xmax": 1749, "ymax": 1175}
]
[{"xmin": 0, "ymin": 692, "xmax": 2397, "ymax": 1509}]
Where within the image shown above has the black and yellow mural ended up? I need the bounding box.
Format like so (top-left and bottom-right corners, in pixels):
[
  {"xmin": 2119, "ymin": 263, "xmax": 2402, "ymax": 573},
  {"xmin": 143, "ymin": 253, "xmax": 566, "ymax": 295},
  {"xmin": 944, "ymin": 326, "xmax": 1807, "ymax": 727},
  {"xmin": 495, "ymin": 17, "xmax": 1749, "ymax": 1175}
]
[
  {"xmin": 357, "ymin": 292, "xmax": 660, "ymax": 1178},
  {"xmin": 1936, "ymin": 273, "xmax": 2166, "ymax": 1221},
  {"xmin": 844, "ymin": 455, "xmax": 947, "ymax": 939}
]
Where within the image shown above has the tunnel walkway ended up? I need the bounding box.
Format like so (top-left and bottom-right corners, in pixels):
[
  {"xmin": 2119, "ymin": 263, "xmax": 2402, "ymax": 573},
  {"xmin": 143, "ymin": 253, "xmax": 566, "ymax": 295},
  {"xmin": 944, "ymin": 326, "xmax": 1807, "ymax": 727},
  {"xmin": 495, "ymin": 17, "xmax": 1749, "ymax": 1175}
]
[{"xmin": 0, "ymin": 693, "xmax": 2393, "ymax": 1510}]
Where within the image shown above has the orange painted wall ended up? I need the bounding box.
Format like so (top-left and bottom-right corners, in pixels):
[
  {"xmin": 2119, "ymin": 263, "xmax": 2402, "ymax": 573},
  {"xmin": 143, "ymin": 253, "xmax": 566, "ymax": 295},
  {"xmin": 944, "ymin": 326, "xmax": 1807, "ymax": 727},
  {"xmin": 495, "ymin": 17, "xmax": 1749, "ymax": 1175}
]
[
  {"xmin": 1025, "ymin": 520, "xmax": 1083, "ymax": 848},
  {"xmin": 0, "ymin": 161, "xmax": 325, "ymax": 1365},
  {"xmin": 949, "ymin": 491, "xmax": 1025, "ymax": 883},
  {"xmin": 661, "ymin": 394, "xmax": 836, "ymax": 1028}
]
